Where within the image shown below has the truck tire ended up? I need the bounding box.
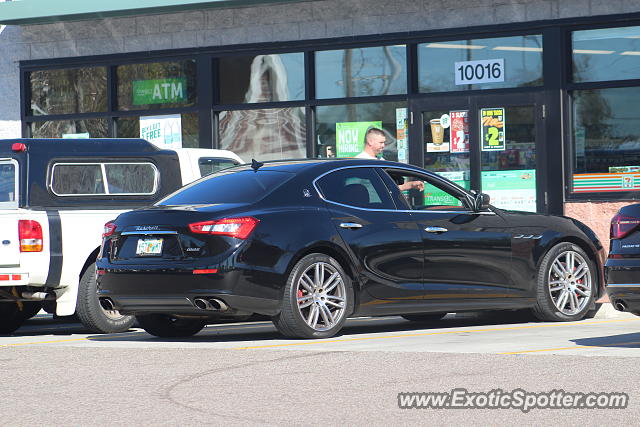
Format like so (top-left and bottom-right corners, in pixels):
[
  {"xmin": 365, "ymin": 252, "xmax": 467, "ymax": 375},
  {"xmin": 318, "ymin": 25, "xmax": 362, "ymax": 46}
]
[
  {"xmin": 76, "ymin": 263, "xmax": 135, "ymax": 333},
  {"xmin": 0, "ymin": 302, "xmax": 29, "ymax": 334}
]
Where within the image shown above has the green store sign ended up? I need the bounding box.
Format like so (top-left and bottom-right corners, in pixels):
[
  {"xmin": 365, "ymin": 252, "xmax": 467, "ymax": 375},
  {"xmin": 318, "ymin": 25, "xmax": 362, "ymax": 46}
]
[{"xmin": 132, "ymin": 78, "xmax": 187, "ymax": 105}]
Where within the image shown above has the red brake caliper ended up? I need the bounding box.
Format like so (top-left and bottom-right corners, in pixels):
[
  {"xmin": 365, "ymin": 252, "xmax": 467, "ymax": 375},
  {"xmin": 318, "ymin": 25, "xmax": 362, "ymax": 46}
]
[{"xmin": 297, "ymin": 289, "xmax": 303, "ymax": 304}]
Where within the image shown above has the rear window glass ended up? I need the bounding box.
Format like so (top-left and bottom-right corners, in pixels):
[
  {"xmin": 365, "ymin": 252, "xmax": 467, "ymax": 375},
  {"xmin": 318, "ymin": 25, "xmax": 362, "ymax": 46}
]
[
  {"xmin": 159, "ymin": 169, "xmax": 293, "ymax": 205},
  {"xmin": 198, "ymin": 158, "xmax": 240, "ymax": 177},
  {"xmin": 51, "ymin": 162, "xmax": 157, "ymax": 196},
  {"xmin": 0, "ymin": 162, "xmax": 18, "ymax": 208}
]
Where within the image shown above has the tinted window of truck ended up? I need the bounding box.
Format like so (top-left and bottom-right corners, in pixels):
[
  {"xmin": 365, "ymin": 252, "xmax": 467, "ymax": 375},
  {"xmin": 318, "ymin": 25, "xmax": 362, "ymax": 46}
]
[
  {"xmin": 0, "ymin": 161, "xmax": 18, "ymax": 208},
  {"xmin": 51, "ymin": 162, "xmax": 158, "ymax": 196}
]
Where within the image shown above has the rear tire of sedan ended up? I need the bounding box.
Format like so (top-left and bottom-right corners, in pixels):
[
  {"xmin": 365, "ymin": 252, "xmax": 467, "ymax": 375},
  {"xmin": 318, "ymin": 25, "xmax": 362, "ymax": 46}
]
[
  {"xmin": 76, "ymin": 263, "xmax": 136, "ymax": 334},
  {"xmin": 273, "ymin": 253, "xmax": 353, "ymax": 339},
  {"xmin": 531, "ymin": 243, "xmax": 596, "ymax": 322},
  {"xmin": 136, "ymin": 314, "xmax": 206, "ymax": 338}
]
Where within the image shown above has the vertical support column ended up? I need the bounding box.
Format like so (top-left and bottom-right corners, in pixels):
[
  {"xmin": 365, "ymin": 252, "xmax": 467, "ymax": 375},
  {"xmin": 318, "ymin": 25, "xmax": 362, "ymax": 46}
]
[
  {"xmin": 305, "ymin": 50, "xmax": 315, "ymax": 157},
  {"xmin": 198, "ymin": 54, "xmax": 214, "ymax": 148},
  {"xmin": 542, "ymin": 27, "xmax": 566, "ymax": 216},
  {"xmin": 107, "ymin": 65, "xmax": 117, "ymax": 138}
]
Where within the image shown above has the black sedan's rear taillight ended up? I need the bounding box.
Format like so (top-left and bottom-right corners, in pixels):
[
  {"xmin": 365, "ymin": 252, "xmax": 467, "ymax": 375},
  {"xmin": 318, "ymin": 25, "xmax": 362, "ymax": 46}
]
[
  {"xmin": 189, "ymin": 217, "xmax": 259, "ymax": 239},
  {"xmin": 610, "ymin": 213, "xmax": 640, "ymax": 239}
]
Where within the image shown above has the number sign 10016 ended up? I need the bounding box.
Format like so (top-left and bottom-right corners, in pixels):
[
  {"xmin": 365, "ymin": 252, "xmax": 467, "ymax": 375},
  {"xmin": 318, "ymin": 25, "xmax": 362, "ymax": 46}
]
[{"xmin": 454, "ymin": 59, "xmax": 505, "ymax": 85}]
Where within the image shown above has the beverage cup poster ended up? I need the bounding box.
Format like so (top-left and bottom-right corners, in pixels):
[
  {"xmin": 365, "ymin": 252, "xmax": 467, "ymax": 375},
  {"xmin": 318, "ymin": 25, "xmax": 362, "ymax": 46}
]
[
  {"xmin": 426, "ymin": 117, "xmax": 450, "ymax": 153},
  {"xmin": 481, "ymin": 108, "xmax": 506, "ymax": 151},
  {"xmin": 450, "ymin": 110, "xmax": 469, "ymax": 153},
  {"xmin": 140, "ymin": 114, "xmax": 183, "ymax": 149},
  {"xmin": 335, "ymin": 121, "xmax": 382, "ymax": 158}
]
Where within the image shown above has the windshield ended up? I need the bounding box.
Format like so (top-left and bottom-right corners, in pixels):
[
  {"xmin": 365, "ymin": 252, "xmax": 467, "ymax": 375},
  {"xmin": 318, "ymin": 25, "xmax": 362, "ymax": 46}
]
[
  {"xmin": 158, "ymin": 169, "xmax": 294, "ymax": 205},
  {"xmin": 0, "ymin": 161, "xmax": 17, "ymax": 209}
]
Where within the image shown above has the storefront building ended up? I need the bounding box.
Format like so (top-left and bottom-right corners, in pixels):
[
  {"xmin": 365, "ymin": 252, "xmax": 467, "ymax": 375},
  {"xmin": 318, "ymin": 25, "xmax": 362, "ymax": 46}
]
[{"xmin": 1, "ymin": 0, "xmax": 640, "ymax": 246}]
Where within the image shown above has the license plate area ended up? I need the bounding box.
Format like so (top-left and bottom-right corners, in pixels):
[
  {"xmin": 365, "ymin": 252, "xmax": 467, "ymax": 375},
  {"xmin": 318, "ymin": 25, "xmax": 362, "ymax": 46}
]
[{"xmin": 136, "ymin": 238, "xmax": 163, "ymax": 256}]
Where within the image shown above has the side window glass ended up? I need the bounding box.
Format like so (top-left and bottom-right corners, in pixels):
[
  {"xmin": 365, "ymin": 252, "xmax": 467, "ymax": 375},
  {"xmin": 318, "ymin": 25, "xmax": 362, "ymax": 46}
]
[
  {"xmin": 0, "ymin": 161, "xmax": 18, "ymax": 208},
  {"xmin": 382, "ymin": 169, "xmax": 471, "ymax": 211},
  {"xmin": 51, "ymin": 162, "xmax": 158, "ymax": 196},
  {"xmin": 51, "ymin": 164, "xmax": 104, "ymax": 195},
  {"xmin": 198, "ymin": 158, "xmax": 239, "ymax": 177},
  {"xmin": 104, "ymin": 164, "xmax": 157, "ymax": 194},
  {"xmin": 316, "ymin": 167, "xmax": 395, "ymax": 209}
]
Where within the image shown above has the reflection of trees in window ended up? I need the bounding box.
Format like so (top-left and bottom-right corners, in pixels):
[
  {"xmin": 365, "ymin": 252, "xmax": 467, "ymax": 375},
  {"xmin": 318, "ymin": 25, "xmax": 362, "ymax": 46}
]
[
  {"xmin": 30, "ymin": 67, "xmax": 107, "ymax": 116},
  {"xmin": 219, "ymin": 107, "xmax": 306, "ymax": 161},
  {"xmin": 342, "ymin": 47, "xmax": 403, "ymax": 98},
  {"xmin": 575, "ymin": 90, "xmax": 612, "ymax": 146},
  {"xmin": 31, "ymin": 119, "xmax": 109, "ymax": 139}
]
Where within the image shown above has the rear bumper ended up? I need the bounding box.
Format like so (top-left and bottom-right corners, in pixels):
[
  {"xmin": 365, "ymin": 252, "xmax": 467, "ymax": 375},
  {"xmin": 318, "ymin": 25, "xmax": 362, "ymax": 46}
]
[
  {"xmin": 0, "ymin": 272, "xmax": 29, "ymax": 287},
  {"xmin": 96, "ymin": 267, "xmax": 282, "ymax": 316},
  {"xmin": 605, "ymin": 258, "xmax": 640, "ymax": 313}
]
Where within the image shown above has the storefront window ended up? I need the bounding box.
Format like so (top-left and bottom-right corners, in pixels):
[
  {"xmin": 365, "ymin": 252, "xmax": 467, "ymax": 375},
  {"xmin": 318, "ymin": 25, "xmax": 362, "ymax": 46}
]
[
  {"xmin": 30, "ymin": 119, "xmax": 109, "ymax": 138},
  {"xmin": 573, "ymin": 26, "xmax": 640, "ymax": 83},
  {"xmin": 218, "ymin": 53, "xmax": 305, "ymax": 104},
  {"xmin": 418, "ymin": 35, "xmax": 543, "ymax": 92},
  {"xmin": 117, "ymin": 60, "xmax": 197, "ymax": 111},
  {"xmin": 316, "ymin": 102, "xmax": 406, "ymax": 162},
  {"xmin": 315, "ymin": 45, "xmax": 407, "ymax": 99},
  {"xmin": 572, "ymin": 87, "xmax": 640, "ymax": 193},
  {"xmin": 30, "ymin": 67, "xmax": 107, "ymax": 116},
  {"xmin": 218, "ymin": 107, "xmax": 306, "ymax": 160},
  {"xmin": 116, "ymin": 113, "xmax": 200, "ymax": 148}
]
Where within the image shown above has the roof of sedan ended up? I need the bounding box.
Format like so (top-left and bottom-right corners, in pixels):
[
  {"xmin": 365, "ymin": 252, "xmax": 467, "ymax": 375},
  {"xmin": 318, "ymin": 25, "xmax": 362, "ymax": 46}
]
[{"xmin": 232, "ymin": 158, "xmax": 421, "ymax": 173}]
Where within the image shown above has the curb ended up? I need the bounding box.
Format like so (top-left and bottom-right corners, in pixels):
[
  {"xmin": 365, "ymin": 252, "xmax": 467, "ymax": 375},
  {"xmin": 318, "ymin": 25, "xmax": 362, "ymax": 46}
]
[{"xmin": 593, "ymin": 303, "xmax": 637, "ymax": 319}]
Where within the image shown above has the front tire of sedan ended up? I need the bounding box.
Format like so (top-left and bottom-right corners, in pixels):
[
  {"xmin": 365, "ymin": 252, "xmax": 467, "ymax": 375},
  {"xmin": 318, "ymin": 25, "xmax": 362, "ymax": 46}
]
[
  {"xmin": 136, "ymin": 314, "xmax": 206, "ymax": 338},
  {"xmin": 76, "ymin": 263, "xmax": 136, "ymax": 334},
  {"xmin": 273, "ymin": 253, "xmax": 353, "ymax": 339},
  {"xmin": 532, "ymin": 243, "xmax": 596, "ymax": 322}
]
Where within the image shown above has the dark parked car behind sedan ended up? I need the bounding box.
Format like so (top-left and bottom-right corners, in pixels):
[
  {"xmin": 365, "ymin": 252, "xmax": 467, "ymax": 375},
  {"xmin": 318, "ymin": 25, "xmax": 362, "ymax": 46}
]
[
  {"xmin": 97, "ymin": 159, "xmax": 605, "ymax": 339},
  {"xmin": 606, "ymin": 204, "xmax": 640, "ymax": 314}
]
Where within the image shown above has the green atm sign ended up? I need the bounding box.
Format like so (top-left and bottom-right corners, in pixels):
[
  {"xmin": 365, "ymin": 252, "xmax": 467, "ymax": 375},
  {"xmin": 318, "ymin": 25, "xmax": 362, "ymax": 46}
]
[{"xmin": 132, "ymin": 78, "xmax": 187, "ymax": 105}]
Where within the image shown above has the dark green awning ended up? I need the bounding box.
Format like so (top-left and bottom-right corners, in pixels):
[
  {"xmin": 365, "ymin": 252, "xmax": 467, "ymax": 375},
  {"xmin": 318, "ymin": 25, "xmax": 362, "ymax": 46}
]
[{"xmin": 0, "ymin": 0, "xmax": 302, "ymax": 25}]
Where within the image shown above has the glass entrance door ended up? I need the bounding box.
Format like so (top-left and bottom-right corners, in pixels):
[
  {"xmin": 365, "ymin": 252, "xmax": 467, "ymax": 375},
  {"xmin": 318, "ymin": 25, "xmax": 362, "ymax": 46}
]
[{"xmin": 412, "ymin": 92, "xmax": 544, "ymax": 212}]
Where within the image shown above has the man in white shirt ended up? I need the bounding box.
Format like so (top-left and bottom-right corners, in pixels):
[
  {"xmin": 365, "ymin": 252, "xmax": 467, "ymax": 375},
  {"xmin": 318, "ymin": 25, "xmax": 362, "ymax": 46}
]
[
  {"xmin": 355, "ymin": 127, "xmax": 423, "ymax": 192},
  {"xmin": 356, "ymin": 127, "xmax": 386, "ymax": 159}
]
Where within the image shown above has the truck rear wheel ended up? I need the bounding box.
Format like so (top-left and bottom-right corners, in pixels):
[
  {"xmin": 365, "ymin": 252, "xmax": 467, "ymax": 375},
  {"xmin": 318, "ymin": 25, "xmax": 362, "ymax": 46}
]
[
  {"xmin": 76, "ymin": 263, "xmax": 135, "ymax": 333},
  {"xmin": 0, "ymin": 302, "xmax": 30, "ymax": 334}
]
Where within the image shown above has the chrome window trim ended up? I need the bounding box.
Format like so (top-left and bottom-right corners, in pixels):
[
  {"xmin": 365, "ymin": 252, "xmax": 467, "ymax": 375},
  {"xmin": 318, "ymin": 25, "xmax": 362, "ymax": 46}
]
[
  {"xmin": 50, "ymin": 162, "xmax": 159, "ymax": 197},
  {"xmin": 312, "ymin": 164, "xmax": 495, "ymax": 215}
]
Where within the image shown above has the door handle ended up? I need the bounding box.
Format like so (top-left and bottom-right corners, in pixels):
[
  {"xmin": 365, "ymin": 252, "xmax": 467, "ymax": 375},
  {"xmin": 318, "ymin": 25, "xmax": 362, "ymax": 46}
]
[
  {"xmin": 340, "ymin": 222, "xmax": 363, "ymax": 229},
  {"xmin": 424, "ymin": 226, "xmax": 448, "ymax": 233}
]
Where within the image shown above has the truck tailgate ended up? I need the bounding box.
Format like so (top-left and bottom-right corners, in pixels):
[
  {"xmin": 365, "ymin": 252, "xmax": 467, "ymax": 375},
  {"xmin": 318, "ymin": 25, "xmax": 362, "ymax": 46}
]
[{"xmin": 0, "ymin": 215, "xmax": 19, "ymax": 267}]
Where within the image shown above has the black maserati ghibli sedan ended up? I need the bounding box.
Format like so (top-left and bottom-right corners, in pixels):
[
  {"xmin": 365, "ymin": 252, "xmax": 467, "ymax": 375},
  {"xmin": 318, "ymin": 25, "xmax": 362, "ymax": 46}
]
[
  {"xmin": 606, "ymin": 204, "xmax": 640, "ymax": 314},
  {"xmin": 96, "ymin": 159, "xmax": 605, "ymax": 339}
]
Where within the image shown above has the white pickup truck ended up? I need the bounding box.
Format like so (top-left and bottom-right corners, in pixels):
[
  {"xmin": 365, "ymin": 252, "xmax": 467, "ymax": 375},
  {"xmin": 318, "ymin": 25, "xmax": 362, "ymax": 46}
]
[{"xmin": 0, "ymin": 139, "xmax": 242, "ymax": 334}]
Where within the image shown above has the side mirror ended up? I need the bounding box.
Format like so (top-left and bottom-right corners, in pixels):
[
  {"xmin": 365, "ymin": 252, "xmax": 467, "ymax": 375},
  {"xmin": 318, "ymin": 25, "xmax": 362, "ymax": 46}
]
[{"xmin": 474, "ymin": 192, "xmax": 490, "ymax": 211}]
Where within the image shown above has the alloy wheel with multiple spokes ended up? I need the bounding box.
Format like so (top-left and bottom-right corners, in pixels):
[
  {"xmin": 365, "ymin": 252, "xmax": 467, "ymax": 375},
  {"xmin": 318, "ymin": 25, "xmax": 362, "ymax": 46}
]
[
  {"xmin": 274, "ymin": 253, "xmax": 353, "ymax": 339},
  {"xmin": 532, "ymin": 242, "xmax": 595, "ymax": 321},
  {"xmin": 295, "ymin": 261, "xmax": 347, "ymax": 331},
  {"xmin": 547, "ymin": 250, "xmax": 592, "ymax": 315}
]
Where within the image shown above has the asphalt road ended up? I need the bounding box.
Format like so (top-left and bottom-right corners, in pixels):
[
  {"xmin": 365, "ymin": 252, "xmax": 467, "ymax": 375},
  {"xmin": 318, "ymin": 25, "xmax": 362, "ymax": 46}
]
[{"xmin": 2, "ymin": 311, "xmax": 640, "ymax": 425}]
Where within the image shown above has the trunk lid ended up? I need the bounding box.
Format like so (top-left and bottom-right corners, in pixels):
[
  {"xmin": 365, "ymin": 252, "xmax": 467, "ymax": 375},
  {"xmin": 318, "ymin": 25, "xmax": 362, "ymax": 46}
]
[{"xmin": 107, "ymin": 204, "xmax": 254, "ymax": 263}]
